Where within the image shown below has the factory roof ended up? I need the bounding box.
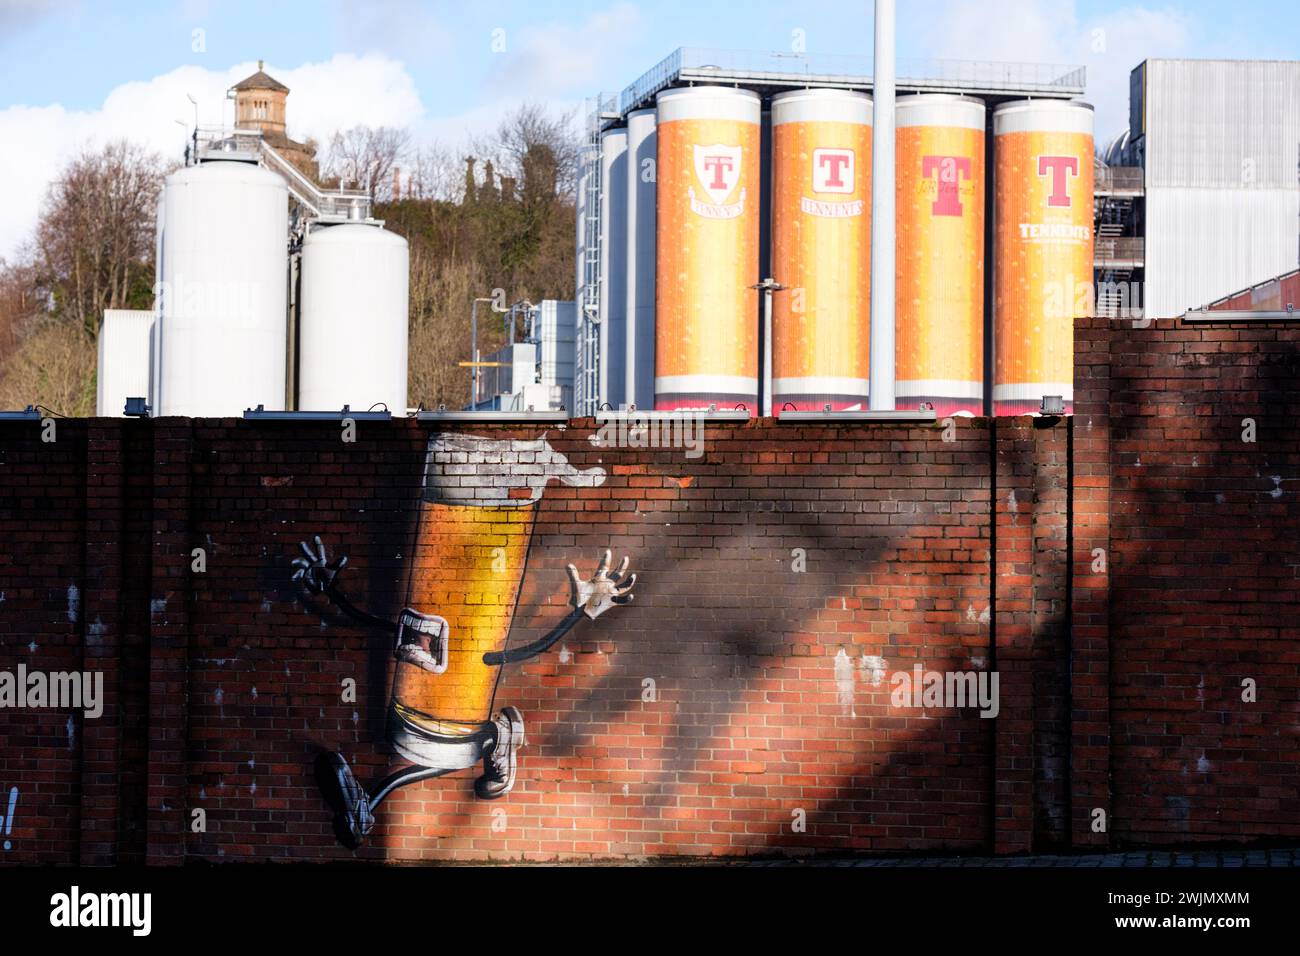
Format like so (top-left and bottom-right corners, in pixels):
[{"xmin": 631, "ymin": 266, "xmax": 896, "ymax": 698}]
[{"xmin": 611, "ymin": 47, "xmax": 1087, "ymax": 119}]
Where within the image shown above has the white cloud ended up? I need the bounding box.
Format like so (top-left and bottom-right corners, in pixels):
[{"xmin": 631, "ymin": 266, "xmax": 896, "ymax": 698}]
[
  {"xmin": 0, "ymin": 53, "xmax": 425, "ymax": 259},
  {"xmin": 486, "ymin": 3, "xmax": 645, "ymax": 98},
  {"xmin": 913, "ymin": 0, "xmax": 1197, "ymax": 144}
]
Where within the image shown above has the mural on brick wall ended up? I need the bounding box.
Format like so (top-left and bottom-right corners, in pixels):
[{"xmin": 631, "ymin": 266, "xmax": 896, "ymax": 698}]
[{"xmin": 292, "ymin": 433, "xmax": 637, "ymax": 848}]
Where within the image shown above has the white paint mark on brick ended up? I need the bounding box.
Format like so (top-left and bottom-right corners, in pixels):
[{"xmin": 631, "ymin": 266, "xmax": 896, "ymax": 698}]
[
  {"xmin": 214, "ymin": 687, "xmax": 223, "ymax": 706},
  {"xmin": 67, "ymin": 584, "xmax": 80, "ymax": 623},
  {"xmin": 67, "ymin": 716, "xmax": 75, "ymax": 750},
  {"xmin": 558, "ymin": 644, "xmax": 573, "ymax": 664},
  {"xmin": 979, "ymin": 605, "xmax": 991, "ymax": 625},
  {"xmin": 834, "ymin": 648, "xmax": 856, "ymax": 717},
  {"xmin": 970, "ymin": 656, "xmax": 987, "ymax": 670},
  {"xmin": 27, "ymin": 641, "xmax": 36, "ymax": 653},
  {"xmin": 860, "ymin": 655, "xmax": 886, "ymax": 687},
  {"xmin": 352, "ymin": 711, "xmax": 360, "ymax": 726},
  {"xmin": 1270, "ymin": 476, "xmax": 1284, "ymax": 499},
  {"xmin": 1197, "ymin": 752, "xmax": 1211, "ymax": 773},
  {"xmin": 251, "ymin": 687, "xmax": 258, "ymax": 700},
  {"xmin": 150, "ymin": 597, "xmax": 167, "ymax": 622}
]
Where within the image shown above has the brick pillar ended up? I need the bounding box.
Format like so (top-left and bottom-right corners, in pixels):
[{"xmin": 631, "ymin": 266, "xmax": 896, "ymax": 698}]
[
  {"xmin": 993, "ymin": 419, "xmax": 1035, "ymax": 853},
  {"xmin": 79, "ymin": 421, "xmax": 125, "ymax": 863},
  {"xmin": 145, "ymin": 421, "xmax": 193, "ymax": 864},
  {"xmin": 1070, "ymin": 314, "xmax": 1112, "ymax": 847}
]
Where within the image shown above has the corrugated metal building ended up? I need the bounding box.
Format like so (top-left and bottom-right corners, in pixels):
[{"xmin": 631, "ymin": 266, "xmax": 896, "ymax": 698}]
[{"xmin": 1133, "ymin": 59, "xmax": 1300, "ymax": 317}]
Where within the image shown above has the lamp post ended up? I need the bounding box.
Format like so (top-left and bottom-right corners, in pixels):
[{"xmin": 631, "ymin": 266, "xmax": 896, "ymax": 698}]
[
  {"xmin": 869, "ymin": 0, "xmax": 896, "ymax": 411},
  {"xmin": 751, "ymin": 278, "xmax": 787, "ymax": 418}
]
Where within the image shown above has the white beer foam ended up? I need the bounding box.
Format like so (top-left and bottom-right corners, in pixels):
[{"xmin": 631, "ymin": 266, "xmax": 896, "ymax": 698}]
[{"xmin": 424, "ymin": 433, "xmax": 607, "ymax": 506}]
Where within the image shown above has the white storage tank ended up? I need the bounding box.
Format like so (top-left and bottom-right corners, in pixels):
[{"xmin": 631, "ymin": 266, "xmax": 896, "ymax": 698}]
[
  {"xmin": 156, "ymin": 158, "xmax": 289, "ymax": 416},
  {"xmin": 599, "ymin": 127, "xmax": 628, "ymax": 409},
  {"xmin": 96, "ymin": 309, "xmax": 154, "ymax": 416},
  {"xmin": 298, "ymin": 222, "xmax": 410, "ymax": 414},
  {"xmin": 624, "ymin": 108, "xmax": 657, "ymax": 411}
]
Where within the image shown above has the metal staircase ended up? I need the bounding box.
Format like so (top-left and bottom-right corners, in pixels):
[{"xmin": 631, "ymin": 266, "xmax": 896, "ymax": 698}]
[{"xmin": 193, "ymin": 126, "xmax": 372, "ymax": 223}]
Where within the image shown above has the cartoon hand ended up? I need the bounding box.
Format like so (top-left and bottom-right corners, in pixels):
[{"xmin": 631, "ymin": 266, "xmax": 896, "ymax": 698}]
[
  {"xmin": 292, "ymin": 535, "xmax": 348, "ymax": 594},
  {"xmin": 567, "ymin": 549, "xmax": 636, "ymax": 620}
]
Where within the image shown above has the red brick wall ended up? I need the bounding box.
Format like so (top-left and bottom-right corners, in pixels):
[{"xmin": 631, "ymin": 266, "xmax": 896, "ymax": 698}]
[
  {"xmin": 2, "ymin": 312, "xmax": 1298, "ymax": 864},
  {"xmin": 1075, "ymin": 314, "xmax": 1300, "ymax": 846}
]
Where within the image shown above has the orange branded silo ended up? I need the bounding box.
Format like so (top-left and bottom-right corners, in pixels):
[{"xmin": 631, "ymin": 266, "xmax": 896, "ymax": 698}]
[
  {"xmin": 896, "ymin": 95, "xmax": 985, "ymax": 416},
  {"xmin": 770, "ymin": 89, "xmax": 873, "ymax": 412},
  {"xmin": 993, "ymin": 100, "xmax": 1094, "ymax": 416},
  {"xmin": 655, "ymin": 87, "xmax": 761, "ymax": 411}
]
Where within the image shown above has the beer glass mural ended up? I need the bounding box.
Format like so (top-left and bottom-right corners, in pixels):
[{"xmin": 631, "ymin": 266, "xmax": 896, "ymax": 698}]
[{"xmin": 292, "ymin": 433, "xmax": 637, "ymax": 849}]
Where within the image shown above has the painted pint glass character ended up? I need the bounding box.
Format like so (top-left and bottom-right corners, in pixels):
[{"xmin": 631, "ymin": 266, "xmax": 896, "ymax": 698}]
[{"xmin": 293, "ymin": 434, "xmax": 636, "ymax": 849}]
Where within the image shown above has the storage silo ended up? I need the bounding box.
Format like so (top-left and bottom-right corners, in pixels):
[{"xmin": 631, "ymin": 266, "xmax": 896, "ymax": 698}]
[
  {"xmin": 655, "ymin": 86, "xmax": 761, "ymax": 411},
  {"xmin": 896, "ymin": 95, "xmax": 985, "ymax": 416},
  {"xmin": 156, "ymin": 158, "xmax": 288, "ymax": 416},
  {"xmin": 993, "ymin": 100, "xmax": 1094, "ymax": 416},
  {"xmin": 624, "ymin": 107, "xmax": 657, "ymax": 410},
  {"xmin": 298, "ymin": 222, "xmax": 410, "ymax": 414},
  {"xmin": 770, "ymin": 89, "xmax": 872, "ymax": 411},
  {"xmin": 599, "ymin": 127, "xmax": 629, "ymax": 409}
]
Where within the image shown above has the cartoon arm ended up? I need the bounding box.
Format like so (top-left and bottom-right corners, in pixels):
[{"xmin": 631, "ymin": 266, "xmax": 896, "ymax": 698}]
[
  {"xmin": 483, "ymin": 549, "xmax": 636, "ymax": 665},
  {"xmin": 291, "ymin": 535, "xmax": 399, "ymax": 635}
]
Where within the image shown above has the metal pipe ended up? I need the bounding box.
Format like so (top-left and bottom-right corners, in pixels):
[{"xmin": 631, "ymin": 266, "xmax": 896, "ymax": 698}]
[
  {"xmin": 869, "ymin": 0, "xmax": 897, "ymax": 411},
  {"xmin": 469, "ymin": 297, "xmax": 497, "ymax": 408}
]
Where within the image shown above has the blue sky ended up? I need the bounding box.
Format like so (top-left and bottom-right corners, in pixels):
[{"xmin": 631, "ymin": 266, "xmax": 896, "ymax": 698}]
[{"xmin": 0, "ymin": 0, "xmax": 1294, "ymax": 255}]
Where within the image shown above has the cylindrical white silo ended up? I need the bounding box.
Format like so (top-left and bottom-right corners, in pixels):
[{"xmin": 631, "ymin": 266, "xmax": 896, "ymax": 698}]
[
  {"xmin": 298, "ymin": 222, "xmax": 410, "ymax": 414},
  {"xmin": 624, "ymin": 108, "xmax": 657, "ymax": 411},
  {"xmin": 599, "ymin": 128, "xmax": 629, "ymax": 409},
  {"xmin": 157, "ymin": 159, "xmax": 288, "ymax": 416}
]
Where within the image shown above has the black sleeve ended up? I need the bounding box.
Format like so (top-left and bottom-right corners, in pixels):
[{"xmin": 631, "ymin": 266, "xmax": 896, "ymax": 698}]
[
  {"xmin": 323, "ymin": 581, "xmax": 398, "ymax": 635},
  {"xmin": 483, "ymin": 607, "xmax": 585, "ymax": 666}
]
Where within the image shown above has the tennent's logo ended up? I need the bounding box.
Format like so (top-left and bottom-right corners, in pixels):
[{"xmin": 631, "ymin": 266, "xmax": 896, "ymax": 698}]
[
  {"xmin": 922, "ymin": 154, "xmax": 972, "ymax": 216},
  {"xmin": 812, "ymin": 147, "xmax": 855, "ymax": 194},
  {"xmin": 690, "ymin": 143, "xmax": 745, "ymax": 218},
  {"xmin": 1037, "ymin": 155, "xmax": 1079, "ymax": 208},
  {"xmin": 802, "ymin": 147, "xmax": 863, "ymax": 218}
]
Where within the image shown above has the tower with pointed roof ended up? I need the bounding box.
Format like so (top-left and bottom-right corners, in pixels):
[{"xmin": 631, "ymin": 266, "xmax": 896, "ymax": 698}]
[{"xmin": 231, "ymin": 60, "xmax": 319, "ymax": 181}]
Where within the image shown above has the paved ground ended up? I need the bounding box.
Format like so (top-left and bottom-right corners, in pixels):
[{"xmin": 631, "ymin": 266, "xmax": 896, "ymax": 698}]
[{"xmin": 751, "ymin": 848, "xmax": 1300, "ymax": 867}]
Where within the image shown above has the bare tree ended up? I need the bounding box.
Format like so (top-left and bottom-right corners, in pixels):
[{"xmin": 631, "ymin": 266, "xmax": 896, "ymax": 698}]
[
  {"xmin": 474, "ymin": 102, "xmax": 582, "ymax": 202},
  {"xmin": 34, "ymin": 140, "xmax": 168, "ymax": 337},
  {"xmin": 0, "ymin": 254, "xmax": 43, "ymax": 362},
  {"xmin": 406, "ymin": 142, "xmax": 460, "ymax": 202},
  {"xmin": 324, "ymin": 126, "xmax": 412, "ymax": 201}
]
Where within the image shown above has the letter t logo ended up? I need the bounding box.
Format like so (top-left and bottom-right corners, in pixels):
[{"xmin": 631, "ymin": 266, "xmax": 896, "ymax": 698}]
[
  {"xmin": 921, "ymin": 155, "xmax": 972, "ymax": 216},
  {"xmin": 1038, "ymin": 155, "xmax": 1078, "ymax": 208}
]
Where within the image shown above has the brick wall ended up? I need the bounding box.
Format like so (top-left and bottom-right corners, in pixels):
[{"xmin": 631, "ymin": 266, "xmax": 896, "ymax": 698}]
[
  {"xmin": 0, "ymin": 314, "xmax": 1297, "ymax": 863},
  {"xmin": 1074, "ymin": 314, "xmax": 1300, "ymax": 846}
]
